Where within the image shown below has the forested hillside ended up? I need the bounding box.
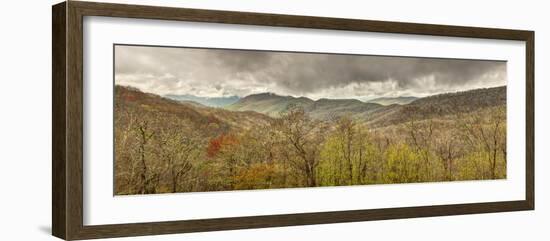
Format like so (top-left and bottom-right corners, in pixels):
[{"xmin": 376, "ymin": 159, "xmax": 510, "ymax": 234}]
[
  {"xmin": 226, "ymin": 92, "xmax": 385, "ymax": 120},
  {"xmin": 225, "ymin": 92, "xmax": 315, "ymax": 117},
  {"xmin": 366, "ymin": 86, "xmax": 506, "ymax": 127},
  {"xmin": 115, "ymin": 85, "xmax": 506, "ymax": 195}
]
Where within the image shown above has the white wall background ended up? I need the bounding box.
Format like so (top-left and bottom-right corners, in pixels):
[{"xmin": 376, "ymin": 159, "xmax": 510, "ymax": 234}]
[{"xmin": 0, "ymin": 0, "xmax": 547, "ymax": 240}]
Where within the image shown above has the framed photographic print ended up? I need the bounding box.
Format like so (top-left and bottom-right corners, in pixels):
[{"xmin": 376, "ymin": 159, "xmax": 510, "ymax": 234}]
[{"xmin": 52, "ymin": 1, "xmax": 534, "ymax": 240}]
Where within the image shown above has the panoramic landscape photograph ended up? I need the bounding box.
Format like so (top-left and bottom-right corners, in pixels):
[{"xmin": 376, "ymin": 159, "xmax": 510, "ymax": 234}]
[{"xmin": 114, "ymin": 44, "xmax": 507, "ymax": 195}]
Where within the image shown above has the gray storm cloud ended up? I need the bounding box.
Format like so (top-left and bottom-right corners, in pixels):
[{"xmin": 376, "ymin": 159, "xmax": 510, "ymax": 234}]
[{"xmin": 114, "ymin": 45, "xmax": 506, "ymax": 100}]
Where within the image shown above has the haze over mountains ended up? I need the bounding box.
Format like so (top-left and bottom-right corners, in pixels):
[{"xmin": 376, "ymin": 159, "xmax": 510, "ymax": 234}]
[
  {"xmin": 165, "ymin": 93, "xmax": 418, "ymax": 109},
  {"xmin": 226, "ymin": 86, "xmax": 505, "ymax": 125},
  {"xmin": 164, "ymin": 91, "xmax": 422, "ymax": 121},
  {"xmin": 225, "ymin": 93, "xmax": 385, "ymax": 120},
  {"xmin": 128, "ymin": 85, "xmax": 506, "ymax": 129},
  {"xmin": 367, "ymin": 96, "xmax": 418, "ymax": 105},
  {"xmin": 164, "ymin": 94, "xmax": 240, "ymax": 108}
]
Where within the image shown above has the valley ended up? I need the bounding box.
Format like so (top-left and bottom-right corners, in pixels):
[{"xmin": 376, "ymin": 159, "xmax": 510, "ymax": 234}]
[{"xmin": 115, "ymin": 85, "xmax": 506, "ymax": 194}]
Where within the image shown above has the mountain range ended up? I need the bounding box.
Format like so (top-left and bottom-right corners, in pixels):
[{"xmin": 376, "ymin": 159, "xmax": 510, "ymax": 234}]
[
  {"xmin": 366, "ymin": 96, "xmax": 418, "ymax": 105},
  {"xmin": 118, "ymin": 85, "xmax": 506, "ymax": 131},
  {"xmin": 164, "ymin": 94, "xmax": 240, "ymax": 108},
  {"xmin": 165, "ymin": 93, "xmax": 419, "ymax": 109},
  {"xmin": 224, "ymin": 86, "xmax": 505, "ymax": 124},
  {"xmin": 225, "ymin": 93, "xmax": 386, "ymax": 120},
  {"xmin": 115, "ymin": 84, "xmax": 507, "ymax": 195}
]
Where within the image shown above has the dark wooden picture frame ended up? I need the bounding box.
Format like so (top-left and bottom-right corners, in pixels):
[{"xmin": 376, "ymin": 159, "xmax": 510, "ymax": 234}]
[{"xmin": 52, "ymin": 1, "xmax": 534, "ymax": 240}]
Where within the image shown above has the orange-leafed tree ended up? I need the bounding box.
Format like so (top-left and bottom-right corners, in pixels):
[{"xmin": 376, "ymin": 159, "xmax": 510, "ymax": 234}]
[{"xmin": 206, "ymin": 133, "xmax": 239, "ymax": 158}]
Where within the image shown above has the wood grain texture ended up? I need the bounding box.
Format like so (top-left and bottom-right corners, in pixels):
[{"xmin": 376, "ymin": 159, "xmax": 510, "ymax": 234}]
[
  {"xmin": 525, "ymin": 32, "xmax": 535, "ymax": 209},
  {"xmin": 66, "ymin": 1, "xmax": 85, "ymax": 240},
  {"xmin": 52, "ymin": 2, "xmax": 67, "ymax": 240},
  {"xmin": 72, "ymin": 1, "xmax": 532, "ymax": 40},
  {"xmin": 52, "ymin": 1, "xmax": 535, "ymax": 240},
  {"xmin": 74, "ymin": 201, "xmax": 530, "ymax": 240}
]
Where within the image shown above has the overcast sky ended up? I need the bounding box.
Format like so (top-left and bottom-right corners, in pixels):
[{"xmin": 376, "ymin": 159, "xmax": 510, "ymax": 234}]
[{"xmin": 114, "ymin": 45, "xmax": 506, "ymax": 100}]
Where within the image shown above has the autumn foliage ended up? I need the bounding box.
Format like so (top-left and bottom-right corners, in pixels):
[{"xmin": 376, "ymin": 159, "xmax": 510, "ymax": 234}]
[{"xmin": 207, "ymin": 134, "xmax": 239, "ymax": 157}]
